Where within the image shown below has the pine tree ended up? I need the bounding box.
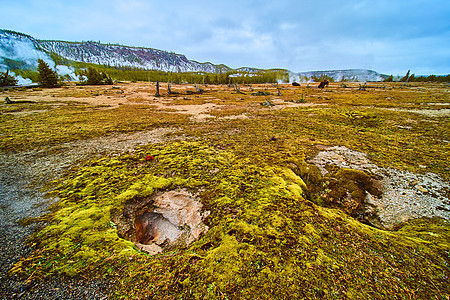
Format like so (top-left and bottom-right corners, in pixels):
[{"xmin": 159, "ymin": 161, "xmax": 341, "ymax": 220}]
[
  {"xmin": 86, "ymin": 67, "xmax": 102, "ymax": 85},
  {"xmin": 37, "ymin": 59, "xmax": 59, "ymax": 88},
  {"xmin": 0, "ymin": 70, "xmax": 18, "ymax": 86},
  {"xmin": 384, "ymin": 75, "xmax": 394, "ymax": 82}
]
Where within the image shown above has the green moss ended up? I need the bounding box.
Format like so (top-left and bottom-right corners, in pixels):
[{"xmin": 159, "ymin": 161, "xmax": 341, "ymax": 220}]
[
  {"xmin": 202, "ymin": 234, "xmax": 253, "ymax": 290},
  {"xmin": 116, "ymin": 175, "xmax": 172, "ymax": 203},
  {"xmin": 12, "ymin": 140, "xmax": 449, "ymax": 299},
  {"xmin": 396, "ymin": 217, "xmax": 450, "ymax": 247}
]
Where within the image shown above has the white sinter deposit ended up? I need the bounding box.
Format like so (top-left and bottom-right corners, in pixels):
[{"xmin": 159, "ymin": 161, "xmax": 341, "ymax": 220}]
[{"xmin": 309, "ymin": 146, "xmax": 449, "ymax": 229}]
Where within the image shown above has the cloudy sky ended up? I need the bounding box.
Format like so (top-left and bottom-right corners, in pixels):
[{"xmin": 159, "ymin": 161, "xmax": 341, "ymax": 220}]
[{"xmin": 1, "ymin": 0, "xmax": 449, "ymax": 75}]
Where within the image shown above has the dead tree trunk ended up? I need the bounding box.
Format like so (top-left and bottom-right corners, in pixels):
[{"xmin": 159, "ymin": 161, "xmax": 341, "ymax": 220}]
[
  {"xmin": 155, "ymin": 81, "xmax": 160, "ymax": 97},
  {"xmin": 195, "ymin": 84, "xmax": 203, "ymax": 93}
]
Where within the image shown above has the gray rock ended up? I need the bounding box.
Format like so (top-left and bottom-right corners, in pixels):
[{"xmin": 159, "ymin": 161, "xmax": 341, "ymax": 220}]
[{"xmin": 309, "ymin": 146, "xmax": 449, "ymax": 229}]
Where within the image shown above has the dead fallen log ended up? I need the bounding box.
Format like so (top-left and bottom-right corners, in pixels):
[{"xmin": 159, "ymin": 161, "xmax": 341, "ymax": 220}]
[{"xmin": 5, "ymin": 97, "xmax": 35, "ymax": 104}]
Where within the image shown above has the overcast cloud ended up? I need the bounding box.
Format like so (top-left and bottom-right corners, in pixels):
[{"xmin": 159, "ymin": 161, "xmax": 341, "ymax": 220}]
[{"xmin": 1, "ymin": 0, "xmax": 449, "ymax": 75}]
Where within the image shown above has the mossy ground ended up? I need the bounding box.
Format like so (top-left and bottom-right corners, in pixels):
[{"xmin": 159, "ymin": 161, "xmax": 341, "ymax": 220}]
[{"xmin": 2, "ymin": 82, "xmax": 449, "ymax": 299}]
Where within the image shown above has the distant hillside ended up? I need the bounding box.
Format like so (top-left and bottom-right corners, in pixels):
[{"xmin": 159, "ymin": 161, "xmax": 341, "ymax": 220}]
[
  {"xmin": 1, "ymin": 29, "xmax": 386, "ymax": 82},
  {"xmin": 0, "ymin": 29, "xmax": 54, "ymax": 71},
  {"xmin": 291, "ymin": 69, "xmax": 385, "ymax": 82},
  {"xmin": 38, "ymin": 40, "xmax": 231, "ymax": 73},
  {"xmin": 0, "ymin": 29, "xmax": 231, "ymax": 74}
]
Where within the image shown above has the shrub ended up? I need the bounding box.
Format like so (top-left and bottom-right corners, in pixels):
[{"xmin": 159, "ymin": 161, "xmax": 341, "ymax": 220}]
[{"xmin": 78, "ymin": 67, "xmax": 113, "ymax": 85}]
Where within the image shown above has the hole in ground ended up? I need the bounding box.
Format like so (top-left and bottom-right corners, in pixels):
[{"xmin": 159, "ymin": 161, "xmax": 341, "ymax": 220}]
[
  {"xmin": 115, "ymin": 189, "xmax": 209, "ymax": 255},
  {"xmin": 134, "ymin": 211, "xmax": 183, "ymax": 245}
]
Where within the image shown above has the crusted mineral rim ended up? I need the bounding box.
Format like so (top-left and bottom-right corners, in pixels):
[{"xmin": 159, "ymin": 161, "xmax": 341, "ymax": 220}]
[
  {"xmin": 309, "ymin": 146, "xmax": 450, "ymax": 229},
  {"xmin": 114, "ymin": 189, "xmax": 210, "ymax": 255}
]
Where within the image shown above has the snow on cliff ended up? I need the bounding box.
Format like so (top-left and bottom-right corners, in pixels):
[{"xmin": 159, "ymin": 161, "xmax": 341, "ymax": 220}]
[
  {"xmin": 38, "ymin": 40, "xmax": 228, "ymax": 73},
  {"xmin": 0, "ymin": 30, "xmax": 54, "ymax": 71},
  {"xmin": 290, "ymin": 69, "xmax": 384, "ymax": 82},
  {"xmin": 1, "ymin": 29, "xmax": 229, "ymax": 76},
  {"xmin": 1, "ymin": 29, "xmax": 385, "ymax": 83}
]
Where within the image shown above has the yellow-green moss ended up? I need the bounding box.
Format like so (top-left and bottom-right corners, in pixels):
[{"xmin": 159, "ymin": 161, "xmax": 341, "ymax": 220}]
[{"xmin": 12, "ymin": 140, "xmax": 449, "ymax": 299}]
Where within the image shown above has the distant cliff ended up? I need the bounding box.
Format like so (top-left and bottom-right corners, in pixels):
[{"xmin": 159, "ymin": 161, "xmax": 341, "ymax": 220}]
[
  {"xmin": 0, "ymin": 29, "xmax": 231, "ymax": 73},
  {"xmin": 1, "ymin": 29, "xmax": 385, "ymax": 82},
  {"xmin": 38, "ymin": 40, "xmax": 231, "ymax": 73},
  {"xmin": 0, "ymin": 29, "xmax": 54, "ymax": 70},
  {"xmin": 291, "ymin": 69, "xmax": 385, "ymax": 82}
]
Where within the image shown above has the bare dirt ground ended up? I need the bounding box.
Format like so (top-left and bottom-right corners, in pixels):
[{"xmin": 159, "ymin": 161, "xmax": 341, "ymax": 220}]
[{"xmin": 3, "ymin": 82, "xmax": 325, "ymax": 121}]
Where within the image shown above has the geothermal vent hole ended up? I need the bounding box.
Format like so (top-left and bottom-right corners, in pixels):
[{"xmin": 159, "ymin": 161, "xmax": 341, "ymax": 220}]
[
  {"xmin": 134, "ymin": 212, "xmax": 183, "ymax": 245},
  {"xmin": 115, "ymin": 189, "xmax": 210, "ymax": 255}
]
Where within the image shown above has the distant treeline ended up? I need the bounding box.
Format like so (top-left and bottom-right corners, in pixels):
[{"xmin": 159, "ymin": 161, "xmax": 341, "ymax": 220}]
[
  {"xmin": 384, "ymin": 74, "xmax": 450, "ymax": 82},
  {"xmin": 408, "ymin": 74, "xmax": 450, "ymax": 82},
  {"xmin": 82, "ymin": 63, "xmax": 287, "ymax": 84},
  {"xmin": 49, "ymin": 52, "xmax": 288, "ymax": 84},
  {"xmin": 12, "ymin": 56, "xmax": 288, "ymax": 84},
  {"xmin": 12, "ymin": 51, "xmax": 449, "ymax": 84}
]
